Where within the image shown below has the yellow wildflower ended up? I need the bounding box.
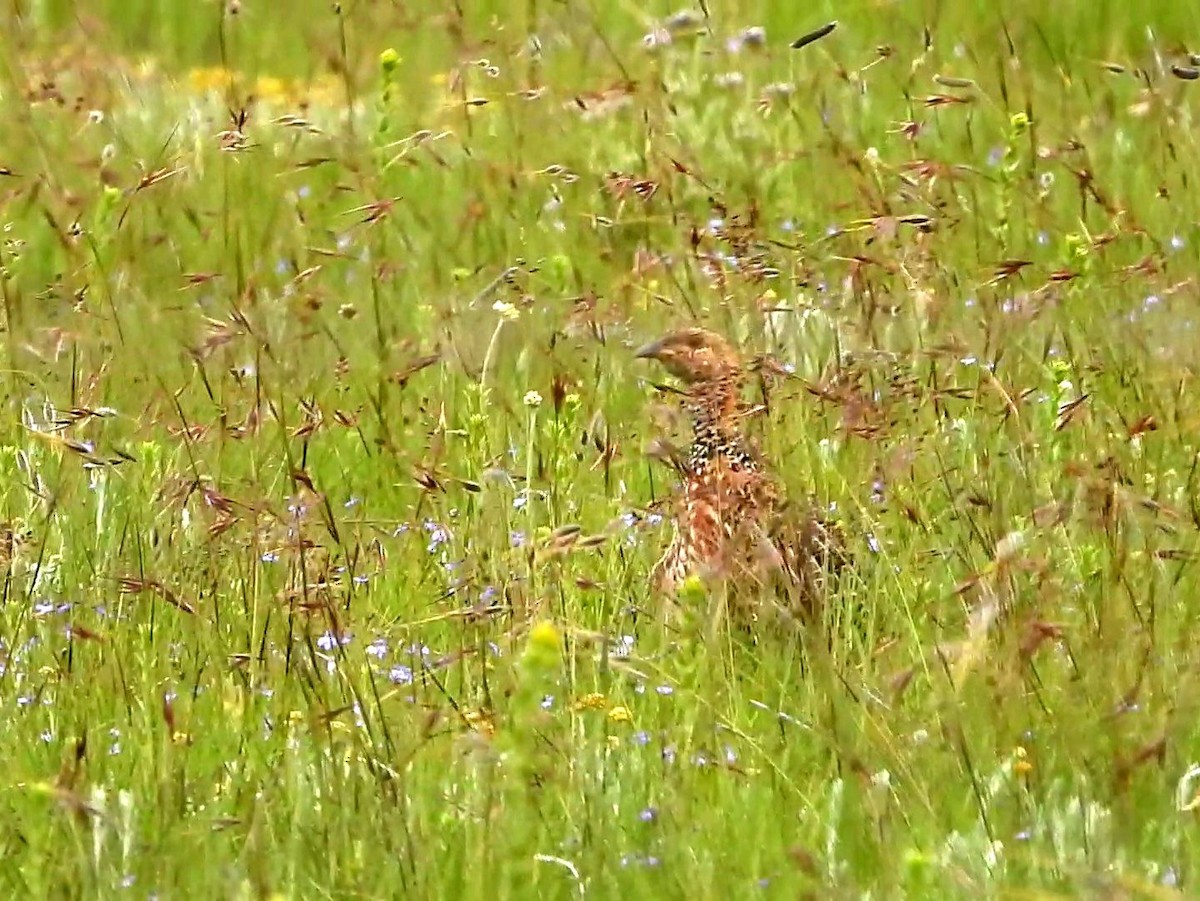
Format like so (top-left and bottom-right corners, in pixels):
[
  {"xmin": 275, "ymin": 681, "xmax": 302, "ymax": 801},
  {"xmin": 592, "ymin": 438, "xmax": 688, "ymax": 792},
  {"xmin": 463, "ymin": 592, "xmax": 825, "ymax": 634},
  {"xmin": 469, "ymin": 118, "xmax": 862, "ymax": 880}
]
[
  {"xmin": 462, "ymin": 708, "xmax": 495, "ymax": 737},
  {"xmin": 254, "ymin": 75, "xmax": 289, "ymax": 101},
  {"xmin": 677, "ymin": 573, "xmax": 707, "ymax": 603},
  {"xmin": 528, "ymin": 620, "xmax": 561, "ymax": 654},
  {"xmin": 188, "ymin": 66, "xmax": 239, "ymax": 94},
  {"xmin": 573, "ymin": 692, "xmax": 608, "ymax": 711},
  {"xmin": 1013, "ymin": 745, "xmax": 1033, "ymax": 776},
  {"xmin": 607, "ymin": 705, "xmax": 633, "ymax": 724}
]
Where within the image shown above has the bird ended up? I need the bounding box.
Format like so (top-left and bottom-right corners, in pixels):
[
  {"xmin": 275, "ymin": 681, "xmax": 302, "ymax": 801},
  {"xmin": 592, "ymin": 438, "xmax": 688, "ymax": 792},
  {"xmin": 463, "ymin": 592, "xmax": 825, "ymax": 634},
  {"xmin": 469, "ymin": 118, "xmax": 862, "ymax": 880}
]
[{"xmin": 634, "ymin": 327, "xmax": 846, "ymax": 625}]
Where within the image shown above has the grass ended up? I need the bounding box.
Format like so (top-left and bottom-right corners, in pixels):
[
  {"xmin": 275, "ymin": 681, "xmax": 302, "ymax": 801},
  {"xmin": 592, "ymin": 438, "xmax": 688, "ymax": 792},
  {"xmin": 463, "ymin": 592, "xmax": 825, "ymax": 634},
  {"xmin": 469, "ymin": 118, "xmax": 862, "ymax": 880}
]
[{"xmin": 0, "ymin": 0, "xmax": 1199, "ymax": 896}]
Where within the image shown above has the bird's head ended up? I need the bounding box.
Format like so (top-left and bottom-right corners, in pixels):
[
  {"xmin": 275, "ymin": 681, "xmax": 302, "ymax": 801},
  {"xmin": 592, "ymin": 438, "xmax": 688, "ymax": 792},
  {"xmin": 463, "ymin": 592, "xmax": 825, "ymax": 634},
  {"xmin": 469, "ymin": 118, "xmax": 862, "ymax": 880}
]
[{"xmin": 634, "ymin": 327, "xmax": 742, "ymax": 384}]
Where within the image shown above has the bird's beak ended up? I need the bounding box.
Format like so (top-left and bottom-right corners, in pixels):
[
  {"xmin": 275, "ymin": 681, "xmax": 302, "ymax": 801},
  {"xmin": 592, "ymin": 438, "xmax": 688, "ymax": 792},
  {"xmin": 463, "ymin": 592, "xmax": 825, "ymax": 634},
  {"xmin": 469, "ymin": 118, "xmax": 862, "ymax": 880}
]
[{"xmin": 634, "ymin": 338, "xmax": 665, "ymax": 360}]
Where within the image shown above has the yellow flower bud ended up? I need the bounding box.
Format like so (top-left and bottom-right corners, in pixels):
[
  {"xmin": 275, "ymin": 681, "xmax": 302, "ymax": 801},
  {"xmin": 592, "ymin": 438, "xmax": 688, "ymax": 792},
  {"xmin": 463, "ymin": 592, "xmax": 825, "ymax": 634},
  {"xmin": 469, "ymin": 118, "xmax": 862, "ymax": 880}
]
[
  {"xmin": 522, "ymin": 620, "xmax": 562, "ymax": 671},
  {"xmin": 379, "ymin": 49, "xmax": 401, "ymax": 73}
]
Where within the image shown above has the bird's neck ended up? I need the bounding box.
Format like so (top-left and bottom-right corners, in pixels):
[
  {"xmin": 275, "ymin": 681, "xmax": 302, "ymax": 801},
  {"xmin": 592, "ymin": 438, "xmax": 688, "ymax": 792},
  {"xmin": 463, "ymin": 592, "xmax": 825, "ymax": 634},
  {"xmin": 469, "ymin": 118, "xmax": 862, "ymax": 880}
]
[{"xmin": 684, "ymin": 373, "xmax": 756, "ymax": 472}]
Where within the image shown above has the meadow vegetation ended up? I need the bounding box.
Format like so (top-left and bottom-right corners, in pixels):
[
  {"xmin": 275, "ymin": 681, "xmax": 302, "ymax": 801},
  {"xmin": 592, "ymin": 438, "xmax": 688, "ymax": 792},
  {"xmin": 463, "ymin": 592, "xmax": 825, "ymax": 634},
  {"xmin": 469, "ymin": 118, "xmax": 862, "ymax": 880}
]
[{"xmin": 1, "ymin": 0, "xmax": 1199, "ymax": 896}]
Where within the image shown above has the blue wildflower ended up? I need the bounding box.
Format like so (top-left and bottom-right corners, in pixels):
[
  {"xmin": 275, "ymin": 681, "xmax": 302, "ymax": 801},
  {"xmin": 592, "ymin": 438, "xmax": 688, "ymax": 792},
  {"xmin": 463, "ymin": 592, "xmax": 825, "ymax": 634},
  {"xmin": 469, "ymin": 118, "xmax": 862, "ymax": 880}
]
[{"xmin": 316, "ymin": 631, "xmax": 352, "ymax": 652}]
